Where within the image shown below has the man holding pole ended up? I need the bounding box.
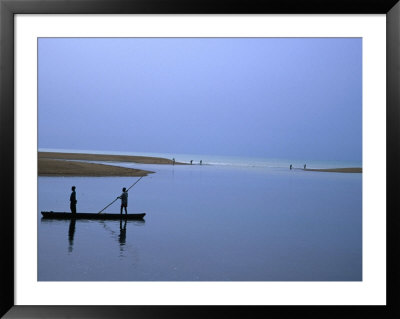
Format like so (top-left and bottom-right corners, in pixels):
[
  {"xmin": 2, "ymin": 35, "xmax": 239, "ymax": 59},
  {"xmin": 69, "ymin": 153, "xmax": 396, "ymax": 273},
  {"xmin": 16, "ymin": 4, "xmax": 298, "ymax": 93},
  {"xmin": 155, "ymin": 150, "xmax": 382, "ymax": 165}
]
[
  {"xmin": 118, "ymin": 187, "xmax": 128, "ymax": 215},
  {"xmin": 97, "ymin": 177, "xmax": 143, "ymax": 215}
]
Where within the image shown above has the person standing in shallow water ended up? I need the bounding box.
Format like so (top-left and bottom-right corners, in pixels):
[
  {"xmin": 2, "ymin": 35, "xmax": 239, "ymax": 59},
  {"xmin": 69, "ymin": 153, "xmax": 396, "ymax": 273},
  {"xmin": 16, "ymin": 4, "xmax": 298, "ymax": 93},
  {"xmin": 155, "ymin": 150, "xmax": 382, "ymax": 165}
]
[
  {"xmin": 118, "ymin": 187, "xmax": 128, "ymax": 215},
  {"xmin": 70, "ymin": 186, "xmax": 77, "ymax": 214}
]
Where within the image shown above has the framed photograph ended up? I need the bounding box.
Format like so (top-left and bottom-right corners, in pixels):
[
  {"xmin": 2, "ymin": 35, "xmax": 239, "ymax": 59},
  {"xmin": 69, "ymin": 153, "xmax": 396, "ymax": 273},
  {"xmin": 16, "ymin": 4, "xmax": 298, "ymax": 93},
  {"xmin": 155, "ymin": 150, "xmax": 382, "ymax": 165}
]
[{"xmin": 1, "ymin": 0, "xmax": 399, "ymax": 318}]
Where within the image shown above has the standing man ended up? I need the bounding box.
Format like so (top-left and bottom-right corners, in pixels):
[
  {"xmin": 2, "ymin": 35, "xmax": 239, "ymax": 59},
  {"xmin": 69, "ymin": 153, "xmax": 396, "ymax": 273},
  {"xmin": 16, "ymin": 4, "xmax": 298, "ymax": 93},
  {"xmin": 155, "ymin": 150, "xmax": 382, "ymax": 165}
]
[
  {"xmin": 70, "ymin": 186, "xmax": 77, "ymax": 214},
  {"xmin": 118, "ymin": 187, "xmax": 128, "ymax": 215}
]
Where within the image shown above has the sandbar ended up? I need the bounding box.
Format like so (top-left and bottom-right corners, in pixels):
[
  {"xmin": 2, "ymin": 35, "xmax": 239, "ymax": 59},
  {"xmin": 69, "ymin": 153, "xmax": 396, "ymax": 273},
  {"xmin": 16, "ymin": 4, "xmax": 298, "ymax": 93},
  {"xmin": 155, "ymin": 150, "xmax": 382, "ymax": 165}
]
[
  {"xmin": 38, "ymin": 151, "xmax": 183, "ymax": 177},
  {"xmin": 38, "ymin": 158, "xmax": 154, "ymax": 177},
  {"xmin": 39, "ymin": 152, "xmax": 184, "ymax": 165}
]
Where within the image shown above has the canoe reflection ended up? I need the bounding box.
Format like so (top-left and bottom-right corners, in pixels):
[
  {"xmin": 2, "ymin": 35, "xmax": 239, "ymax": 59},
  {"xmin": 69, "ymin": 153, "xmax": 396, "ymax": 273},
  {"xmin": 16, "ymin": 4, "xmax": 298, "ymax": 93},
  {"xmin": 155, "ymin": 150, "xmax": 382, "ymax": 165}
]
[{"xmin": 41, "ymin": 217, "xmax": 145, "ymax": 255}]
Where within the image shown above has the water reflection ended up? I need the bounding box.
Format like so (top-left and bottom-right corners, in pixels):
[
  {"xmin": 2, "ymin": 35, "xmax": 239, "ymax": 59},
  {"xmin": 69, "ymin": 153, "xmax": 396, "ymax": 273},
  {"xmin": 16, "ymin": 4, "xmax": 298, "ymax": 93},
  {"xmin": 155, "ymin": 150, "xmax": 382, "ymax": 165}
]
[
  {"xmin": 41, "ymin": 217, "xmax": 145, "ymax": 258},
  {"xmin": 68, "ymin": 218, "xmax": 76, "ymax": 253},
  {"xmin": 119, "ymin": 219, "xmax": 127, "ymax": 253}
]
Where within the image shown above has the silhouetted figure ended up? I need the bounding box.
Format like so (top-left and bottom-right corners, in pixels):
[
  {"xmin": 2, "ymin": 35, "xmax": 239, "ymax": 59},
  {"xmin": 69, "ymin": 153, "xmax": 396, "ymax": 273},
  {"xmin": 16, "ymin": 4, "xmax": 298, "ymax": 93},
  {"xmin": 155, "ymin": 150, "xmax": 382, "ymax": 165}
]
[
  {"xmin": 190, "ymin": 160, "xmax": 193, "ymax": 165},
  {"xmin": 172, "ymin": 158, "xmax": 175, "ymax": 165},
  {"xmin": 118, "ymin": 187, "xmax": 128, "ymax": 215},
  {"xmin": 119, "ymin": 219, "xmax": 127, "ymax": 246},
  {"xmin": 290, "ymin": 164, "xmax": 292, "ymax": 170},
  {"xmin": 200, "ymin": 160, "xmax": 202, "ymax": 165},
  {"xmin": 68, "ymin": 218, "xmax": 76, "ymax": 253},
  {"xmin": 70, "ymin": 186, "xmax": 77, "ymax": 214},
  {"xmin": 304, "ymin": 164, "xmax": 306, "ymax": 170}
]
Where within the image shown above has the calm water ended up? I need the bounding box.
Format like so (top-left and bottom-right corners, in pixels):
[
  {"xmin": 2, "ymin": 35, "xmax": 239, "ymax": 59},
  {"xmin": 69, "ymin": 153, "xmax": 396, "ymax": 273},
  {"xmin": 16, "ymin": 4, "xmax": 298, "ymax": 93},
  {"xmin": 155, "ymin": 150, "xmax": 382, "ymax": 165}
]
[{"xmin": 38, "ymin": 156, "xmax": 362, "ymax": 281}]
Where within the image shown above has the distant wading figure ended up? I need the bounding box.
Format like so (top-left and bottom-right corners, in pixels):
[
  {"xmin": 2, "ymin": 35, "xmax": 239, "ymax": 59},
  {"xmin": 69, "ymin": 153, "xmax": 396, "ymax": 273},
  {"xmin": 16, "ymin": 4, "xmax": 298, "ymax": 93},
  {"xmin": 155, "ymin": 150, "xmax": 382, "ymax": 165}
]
[
  {"xmin": 172, "ymin": 158, "xmax": 175, "ymax": 165},
  {"xmin": 304, "ymin": 164, "xmax": 306, "ymax": 170},
  {"xmin": 118, "ymin": 187, "xmax": 128, "ymax": 215},
  {"xmin": 290, "ymin": 164, "xmax": 292, "ymax": 170},
  {"xmin": 70, "ymin": 186, "xmax": 77, "ymax": 214}
]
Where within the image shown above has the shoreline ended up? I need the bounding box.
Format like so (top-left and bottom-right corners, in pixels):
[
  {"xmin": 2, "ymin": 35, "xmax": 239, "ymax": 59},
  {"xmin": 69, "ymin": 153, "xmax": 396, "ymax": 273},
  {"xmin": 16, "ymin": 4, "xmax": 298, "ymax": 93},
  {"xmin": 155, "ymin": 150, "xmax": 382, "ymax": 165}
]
[
  {"xmin": 38, "ymin": 151, "xmax": 362, "ymax": 176},
  {"xmin": 304, "ymin": 167, "xmax": 362, "ymax": 173}
]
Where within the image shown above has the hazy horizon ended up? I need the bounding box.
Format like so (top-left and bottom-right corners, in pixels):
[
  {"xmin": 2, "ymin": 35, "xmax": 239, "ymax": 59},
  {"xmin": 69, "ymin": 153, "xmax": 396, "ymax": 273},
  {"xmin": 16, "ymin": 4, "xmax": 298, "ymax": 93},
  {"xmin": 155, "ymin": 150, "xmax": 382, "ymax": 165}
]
[{"xmin": 38, "ymin": 38, "xmax": 362, "ymax": 162}]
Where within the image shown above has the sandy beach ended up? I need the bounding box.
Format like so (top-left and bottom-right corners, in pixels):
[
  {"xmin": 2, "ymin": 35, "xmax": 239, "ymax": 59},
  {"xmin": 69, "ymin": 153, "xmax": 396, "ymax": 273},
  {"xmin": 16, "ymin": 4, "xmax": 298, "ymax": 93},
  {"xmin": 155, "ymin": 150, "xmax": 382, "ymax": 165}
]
[
  {"xmin": 38, "ymin": 152, "xmax": 182, "ymax": 176},
  {"xmin": 304, "ymin": 167, "xmax": 362, "ymax": 173}
]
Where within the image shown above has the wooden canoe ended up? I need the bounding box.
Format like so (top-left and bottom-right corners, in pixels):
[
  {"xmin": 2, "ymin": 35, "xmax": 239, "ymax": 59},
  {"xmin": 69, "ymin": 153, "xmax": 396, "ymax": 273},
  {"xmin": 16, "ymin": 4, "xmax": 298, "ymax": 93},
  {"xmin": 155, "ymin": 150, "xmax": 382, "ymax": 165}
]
[{"xmin": 41, "ymin": 211, "xmax": 145, "ymax": 220}]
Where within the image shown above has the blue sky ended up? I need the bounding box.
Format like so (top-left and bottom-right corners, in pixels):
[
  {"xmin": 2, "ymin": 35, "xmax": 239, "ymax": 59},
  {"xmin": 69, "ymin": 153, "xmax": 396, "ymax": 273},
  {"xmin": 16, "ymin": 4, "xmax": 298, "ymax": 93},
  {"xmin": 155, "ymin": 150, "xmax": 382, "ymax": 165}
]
[{"xmin": 38, "ymin": 38, "xmax": 362, "ymax": 161}]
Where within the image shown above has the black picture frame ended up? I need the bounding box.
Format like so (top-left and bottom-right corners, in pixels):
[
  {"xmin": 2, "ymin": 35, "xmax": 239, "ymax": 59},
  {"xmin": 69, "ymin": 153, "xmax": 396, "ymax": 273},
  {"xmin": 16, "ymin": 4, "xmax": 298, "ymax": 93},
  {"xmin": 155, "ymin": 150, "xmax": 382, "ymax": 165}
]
[{"xmin": 1, "ymin": 0, "xmax": 399, "ymax": 318}]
